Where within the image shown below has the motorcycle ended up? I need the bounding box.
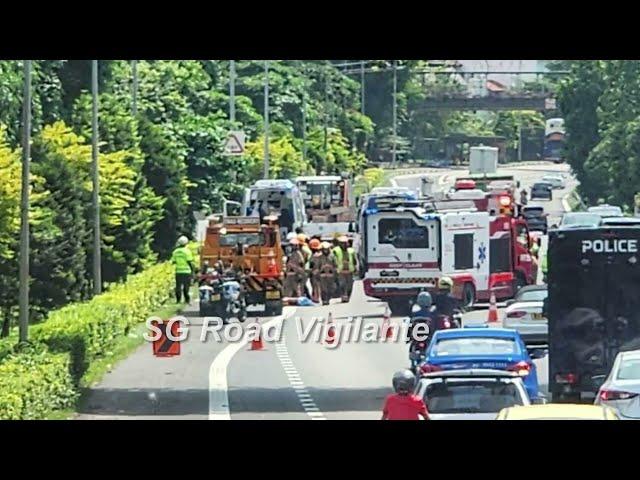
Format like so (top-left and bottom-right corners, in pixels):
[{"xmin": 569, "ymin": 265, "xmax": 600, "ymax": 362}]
[
  {"xmin": 199, "ymin": 270, "xmax": 247, "ymax": 323},
  {"xmin": 407, "ymin": 316, "xmax": 433, "ymax": 374}
]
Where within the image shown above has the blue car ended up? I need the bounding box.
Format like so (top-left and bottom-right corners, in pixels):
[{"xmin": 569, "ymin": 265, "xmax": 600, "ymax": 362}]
[{"xmin": 420, "ymin": 328, "xmax": 545, "ymax": 400}]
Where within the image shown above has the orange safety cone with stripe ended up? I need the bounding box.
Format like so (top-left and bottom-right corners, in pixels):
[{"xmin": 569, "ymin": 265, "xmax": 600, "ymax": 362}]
[
  {"xmin": 250, "ymin": 321, "xmax": 265, "ymax": 350},
  {"xmin": 381, "ymin": 306, "xmax": 394, "ymax": 340},
  {"xmin": 324, "ymin": 312, "xmax": 336, "ymax": 345},
  {"xmin": 487, "ymin": 291, "xmax": 499, "ymax": 324}
]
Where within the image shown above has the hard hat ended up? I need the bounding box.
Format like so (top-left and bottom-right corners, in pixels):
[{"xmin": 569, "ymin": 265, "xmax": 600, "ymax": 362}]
[
  {"xmin": 177, "ymin": 235, "xmax": 189, "ymax": 246},
  {"xmin": 438, "ymin": 277, "xmax": 454, "ymax": 289},
  {"xmin": 392, "ymin": 370, "xmax": 416, "ymax": 395},
  {"xmin": 321, "ymin": 241, "xmax": 332, "ymax": 250},
  {"xmin": 338, "ymin": 235, "xmax": 349, "ymax": 243},
  {"xmin": 309, "ymin": 239, "xmax": 321, "ymax": 250},
  {"xmin": 286, "ymin": 232, "xmax": 297, "ymax": 241},
  {"xmin": 289, "ymin": 238, "xmax": 300, "ymax": 246},
  {"xmin": 297, "ymin": 233, "xmax": 307, "ymax": 243}
]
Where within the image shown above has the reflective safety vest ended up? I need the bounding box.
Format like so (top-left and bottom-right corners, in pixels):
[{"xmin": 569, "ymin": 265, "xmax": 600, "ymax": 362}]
[
  {"xmin": 541, "ymin": 252, "xmax": 548, "ymax": 274},
  {"xmin": 171, "ymin": 246, "xmax": 194, "ymax": 274},
  {"xmin": 333, "ymin": 246, "xmax": 356, "ymax": 273},
  {"xmin": 301, "ymin": 245, "xmax": 312, "ymax": 269}
]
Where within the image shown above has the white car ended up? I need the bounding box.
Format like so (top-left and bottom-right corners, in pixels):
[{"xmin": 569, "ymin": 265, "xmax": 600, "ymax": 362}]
[
  {"xmin": 587, "ymin": 204, "xmax": 623, "ymax": 218},
  {"xmin": 594, "ymin": 350, "xmax": 640, "ymax": 420},
  {"xmin": 416, "ymin": 369, "xmax": 534, "ymax": 420},
  {"xmin": 503, "ymin": 285, "xmax": 548, "ymax": 346},
  {"xmin": 541, "ymin": 174, "xmax": 565, "ymax": 189}
]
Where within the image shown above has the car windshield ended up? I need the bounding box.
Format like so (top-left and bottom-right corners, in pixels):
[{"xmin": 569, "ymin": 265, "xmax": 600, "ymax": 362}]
[
  {"xmin": 219, "ymin": 233, "xmax": 265, "ymax": 247},
  {"xmin": 617, "ymin": 358, "xmax": 640, "ymax": 380},
  {"xmin": 588, "ymin": 207, "xmax": 622, "ymax": 217},
  {"xmin": 432, "ymin": 337, "xmax": 520, "ymax": 356},
  {"xmin": 561, "ymin": 213, "xmax": 601, "ymax": 226},
  {"xmin": 533, "ymin": 184, "xmax": 551, "ymax": 190},
  {"xmin": 424, "ymin": 380, "xmax": 525, "ymax": 414},
  {"xmin": 518, "ymin": 289, "xmax": 548, "ymax": 302},
  {"xmin": 523, "ymin": 209, "xmax": 544, "ymax": 218}
]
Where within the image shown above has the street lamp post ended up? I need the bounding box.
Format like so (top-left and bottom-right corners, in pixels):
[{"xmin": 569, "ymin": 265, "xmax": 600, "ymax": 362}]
[
  {"xmin": 92, "ymin": 60, "xmax": 102, "ymax": 295},
  {"xmin": 230, "ymin": 60, "xmax": 236, "ymax": 123},
  {"xmin": 361, "ymin": 60, "xmax": 366, "ymax": 115},
  {"xmin": 392, "ymin": 60, "xmax": 397, "ymax": 167},
  {"xmin": 263, "ymin": 60, "xmax": 270, "ymax": 179},
  {"xmin": 18, "ymin": 60, "xmax": 32, "ymax": 343}
]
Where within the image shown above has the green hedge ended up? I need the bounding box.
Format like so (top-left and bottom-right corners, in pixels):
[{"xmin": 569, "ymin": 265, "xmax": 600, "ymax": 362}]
[
  {"xmin": 0, "ymin": 346, "xmax": 77, "ymax": 419},
  {"xmin": 0, "ymin": 262, "xmax": 175, "ymax": 419},
  {"xmin": 30, "ymin": 262, "xmax": 175, "ymax": 381}
]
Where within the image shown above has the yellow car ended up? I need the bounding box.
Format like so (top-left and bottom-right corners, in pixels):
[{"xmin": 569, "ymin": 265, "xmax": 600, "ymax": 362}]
[{"xmin": 496, "ymin": 404, "xmax": 620, "ymax": 420}]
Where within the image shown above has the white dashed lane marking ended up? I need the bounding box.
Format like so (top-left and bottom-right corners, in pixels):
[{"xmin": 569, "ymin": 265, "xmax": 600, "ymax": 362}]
[{"xmin": 275, "ymin": 337, "xmax": 327, "ymax": 421}]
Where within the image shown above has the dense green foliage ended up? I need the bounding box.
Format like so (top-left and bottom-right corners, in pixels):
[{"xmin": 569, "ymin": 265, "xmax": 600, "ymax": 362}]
[{"xmin": 556, "ymin": 60, "xmax": 640, "ymax": 209}]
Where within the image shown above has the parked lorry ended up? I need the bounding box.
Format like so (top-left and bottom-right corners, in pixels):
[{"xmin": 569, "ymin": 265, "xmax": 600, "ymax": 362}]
[
  {"xmin": 295, "ymin": 175, "xmax": 356, "ymax": 238},
  {"xmin": 547, "ymin": 225, "xmax": 640, "ymax": 402},
  {"xmin": 199, "ymin": 215, "xmax": 284, "ymax": 317}
]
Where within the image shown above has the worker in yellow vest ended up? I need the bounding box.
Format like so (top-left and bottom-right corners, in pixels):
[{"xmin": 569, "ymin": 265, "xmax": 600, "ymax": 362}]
[{"xmin": 333, "ymin": 236, "xmax": 357, "ymax": 303}]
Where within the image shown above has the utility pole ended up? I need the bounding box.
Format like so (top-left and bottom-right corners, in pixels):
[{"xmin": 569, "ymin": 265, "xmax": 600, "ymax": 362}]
[
  {"xmin": 360, "ymin": 60, "xmax": 366, "ymax": 115},
  {"xmin": 131, "ymin": 60, "xmax": 138, "ymax": 116},
  {"xmin": 92, "ymin": 60, "xmax": 102, "ymax": 295},
  {"xmin": 18, "ymin": 60, "xmax": 32, "ymax": 343},
  {"xmin": 392, "ymin": 60, "xmax": 398, "ymax": 167},
  {"xmin": 302, "ymin": 89, "xmax": 307, "ymax": 164},
  {"xmin": 263, "ymin": 60, "xmax": 270, "ymax": 179},
  {"xmin": 518, "ymin": 124, "xmax": 523, "ymax": 162},
  {"xmin": 230, "ymin": 60, "xmax": 236, "ymax": 123}
]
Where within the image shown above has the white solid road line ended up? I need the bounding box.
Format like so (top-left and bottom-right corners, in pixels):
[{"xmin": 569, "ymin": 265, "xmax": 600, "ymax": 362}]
[{"xmin": 208, "ymin": 306, "xmax": 296, "ymax": 420}]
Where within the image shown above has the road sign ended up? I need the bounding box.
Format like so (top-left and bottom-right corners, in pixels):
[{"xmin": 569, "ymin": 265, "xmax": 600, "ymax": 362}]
[{"xmin": 224, "ymin": 130, "xmax": 245, "ymax": 156}]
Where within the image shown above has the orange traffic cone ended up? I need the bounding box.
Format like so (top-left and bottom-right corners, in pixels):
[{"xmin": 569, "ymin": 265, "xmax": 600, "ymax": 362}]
[
  {"xmin": 324, "ymin": 313, "xmax": 336, "ymax": 345},
  {"xmin": 487, "ymin": 291, "xmax": 499, "ymax": 323},
  {"xmin": 250, "ymin": 322, "xmax": 265, "ymax": 350},
  {"xmin": 381, "ymin": 306, "xmax": 394, "ymax": 340}
]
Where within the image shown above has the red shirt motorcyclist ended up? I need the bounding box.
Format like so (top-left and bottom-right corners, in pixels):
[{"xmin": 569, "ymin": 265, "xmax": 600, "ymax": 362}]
[{"xmin": 381, "ymin": 370, "xmax": 430, "ymax": 420}]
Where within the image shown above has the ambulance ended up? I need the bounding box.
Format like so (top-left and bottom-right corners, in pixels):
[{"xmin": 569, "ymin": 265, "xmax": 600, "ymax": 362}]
[{"xmin": 361, "ymin": 198, "xmax": 514, "ymax": 314}]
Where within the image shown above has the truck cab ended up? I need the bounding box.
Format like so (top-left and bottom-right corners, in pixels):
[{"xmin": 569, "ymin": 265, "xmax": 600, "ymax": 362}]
[{"xmin": 200, "ymin": 215, "xmax": 284, "ymax": 316}]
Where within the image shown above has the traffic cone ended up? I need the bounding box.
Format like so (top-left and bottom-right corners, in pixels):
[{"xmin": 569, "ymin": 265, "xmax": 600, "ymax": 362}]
[
  {"xmin": 487, "ymin": 291, "xmax": 499, "ymax": 324},
  {"xmin": 250, "ymin": 321, "xmax": 265, "ymax": 350},
  {"xmin": 381, "ymin": 306, "xmax": 394, "ymax": 340},
  {"xmin": 324, "ymin": 313, "xmax": 336, "ymax": 345}
]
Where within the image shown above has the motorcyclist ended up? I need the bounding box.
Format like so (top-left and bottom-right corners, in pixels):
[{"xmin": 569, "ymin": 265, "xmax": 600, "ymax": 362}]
[
  {"xmin": 406, "ymin": 291, "xmax": 437, "ymax": 344},
  {"xmin": 283, "ymin": 238, "xmax": 306, "ymax": 298},
  {"xmin": 333, "ymin": 236, "xmax": 357, "ymax": 303},
  {"xmin": 433, "ymin": 277, "xmax": 463, "ymax": 325},
  {"xmin": 381, "ymin": 370, "xmax": 430, "ymax": 420}
]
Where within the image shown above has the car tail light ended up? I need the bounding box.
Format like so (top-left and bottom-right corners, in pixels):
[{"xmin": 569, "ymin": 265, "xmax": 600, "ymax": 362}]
[
  {"xmin": 499, "ymin": 196, "xmax": 511, "ymax": 207},
  {"xmin": 507, "ymin": 311, "xmax": 527, "ymax": 319},
  {"xmin": 555, "ymin": 373, "xmax": 577, "ymax": 384},
  {"xmin": 420, "ymin": 363, "xmax": 443, "ymax": 374},
  {"xmin": 418, "ymin": 343, "xmax": 425, "ymax": 349},
  {"xmin": 599, "ymin": 389, "xmax": 639, "ymax": 402},
  {"xmin": 443, "ymin": 320, "xmax": 451, "ymax": 329},
  {"xmin": 507, "ymin": 361, "xmax": 531, "ymax": 376}
]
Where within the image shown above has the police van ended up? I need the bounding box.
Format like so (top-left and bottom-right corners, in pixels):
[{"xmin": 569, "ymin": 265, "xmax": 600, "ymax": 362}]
[
  {"xmin": 548, "ymin": 225, "xmax": 640, "ymax": 402},
  {"xmin": 360, "ymin": 197, "xmax": 494, "ymax": 314}
]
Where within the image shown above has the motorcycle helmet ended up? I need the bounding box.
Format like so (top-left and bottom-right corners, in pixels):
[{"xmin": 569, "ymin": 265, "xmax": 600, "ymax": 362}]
[
  {"xmin": 392, "ymin": 369, "xmax": 417, "ymax": 395},
  {"xmin": 416, "ymin": 291, "xmax": 432, "ymax": 308}
]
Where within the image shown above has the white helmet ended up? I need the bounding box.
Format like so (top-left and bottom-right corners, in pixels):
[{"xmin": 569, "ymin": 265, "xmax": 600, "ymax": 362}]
[
  {"xmin": 177, "ymin": 235, "xmax": 189, "ymax": 246},
  {"xmin": 286, "ymin": 232, "xmax": 297, "ymax": 241}
]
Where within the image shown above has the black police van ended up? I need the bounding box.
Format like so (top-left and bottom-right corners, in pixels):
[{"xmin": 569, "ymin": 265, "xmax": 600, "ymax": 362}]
[{"xmin": 547, "ymin": 225, "xmax": 640, "ymax": 402}]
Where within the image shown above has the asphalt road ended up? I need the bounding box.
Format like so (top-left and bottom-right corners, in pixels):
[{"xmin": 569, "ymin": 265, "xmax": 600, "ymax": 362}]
[{"xmin": 76, "ymin": 162, "xmax": 574, "ymax": 420}]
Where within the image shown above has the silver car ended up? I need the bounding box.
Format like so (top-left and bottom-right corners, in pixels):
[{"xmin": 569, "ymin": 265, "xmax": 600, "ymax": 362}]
[
  {"xmin": 415, "ymin": 369, "xmax": 534, "ymax": 420},
  {"xmin": 594, "ymin": 350, "xmax": 640, "ymax": 420},
  {"xmin": 541, "ymin": 174, "xmax": 565, "ymax": 189},
  {"xmin": 504, "ymin": 286, "xmax": 548, "ymax": 346},
  {"xmin": 587, "ymin": 204, "xmax": 623, "ymax": 218}
]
